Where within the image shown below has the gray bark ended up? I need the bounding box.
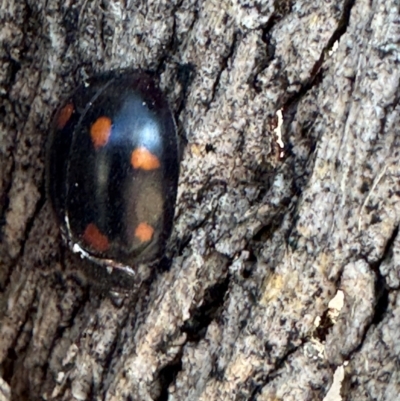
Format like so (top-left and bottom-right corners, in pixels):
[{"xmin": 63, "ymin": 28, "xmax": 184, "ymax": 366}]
[{"xmin": 1, "ymin": 0, "xmax": 399, "ymax": 400}]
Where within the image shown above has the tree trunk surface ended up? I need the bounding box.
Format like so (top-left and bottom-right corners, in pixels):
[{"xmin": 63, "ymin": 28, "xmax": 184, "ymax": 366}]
[{"xmin": 0, "ymin": 0, "xmax": 399, "ymax": 400}]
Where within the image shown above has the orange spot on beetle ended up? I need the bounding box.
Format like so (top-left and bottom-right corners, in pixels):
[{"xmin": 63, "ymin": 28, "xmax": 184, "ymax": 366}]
[
  {"xmin": 135, "ymin": 222, "xmax": 154, "ymax": 243},
  {"xmin": 56, "ymin": 103, "xmax": 74, "ymax": 130},
  {"xmin": 90, "ymin": 116, "xmax": 112, "ymax": 148},
  {"xmin": 83, "ymin": 223, "xmax": 109, "ymax": 252},
  {"xmin": 131, "ymin": 147, "xmax": 160, "ymax": 170}
]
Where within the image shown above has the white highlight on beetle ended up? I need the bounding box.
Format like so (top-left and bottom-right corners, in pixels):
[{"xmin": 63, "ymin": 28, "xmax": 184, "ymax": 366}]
[{"xmin": 72, "ymin": 242, "xmax": 91, "ymax": 259}]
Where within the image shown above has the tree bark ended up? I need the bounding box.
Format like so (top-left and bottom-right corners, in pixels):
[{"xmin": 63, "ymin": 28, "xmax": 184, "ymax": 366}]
[{"xmin": 1, "ymin": 0, "xmax": 399, "ymax": 400}]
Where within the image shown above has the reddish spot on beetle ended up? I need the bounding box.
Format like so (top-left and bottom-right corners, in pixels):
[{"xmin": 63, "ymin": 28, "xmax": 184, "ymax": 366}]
[
  {"xmin": 131, "ymin": 147, "xmax": 160, "ymax": 170},
  {"xmin": 57, "ymin": 103, "xmax": 74, "ymax": 130},
  {"xmin": 90, "ymin": 116, "xmax": 112, "ymax": 148},
  {"xmin": 135, "ymin": 222, "xmax": 154, "ymax": 242},
  {"xmin": 83, "ymin": 223, "xmax": 110, "ymax": 252}
]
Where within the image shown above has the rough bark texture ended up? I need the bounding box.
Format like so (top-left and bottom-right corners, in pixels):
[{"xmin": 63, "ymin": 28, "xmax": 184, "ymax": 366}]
[{"xmin": 0, "ymin": 0, "xmax": 399, "ymax": 400}]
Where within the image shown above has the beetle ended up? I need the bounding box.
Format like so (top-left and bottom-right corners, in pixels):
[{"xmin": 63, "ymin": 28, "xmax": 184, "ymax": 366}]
[{"xmin": 47, "ymin": 71, "xmax": 179, "ymax": 275}]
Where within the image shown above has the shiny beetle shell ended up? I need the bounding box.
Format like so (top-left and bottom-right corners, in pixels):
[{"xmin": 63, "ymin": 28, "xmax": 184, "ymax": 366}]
[{"xmin": 47, "ymin": 72, "xmax": 179, "ymax": 273}]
